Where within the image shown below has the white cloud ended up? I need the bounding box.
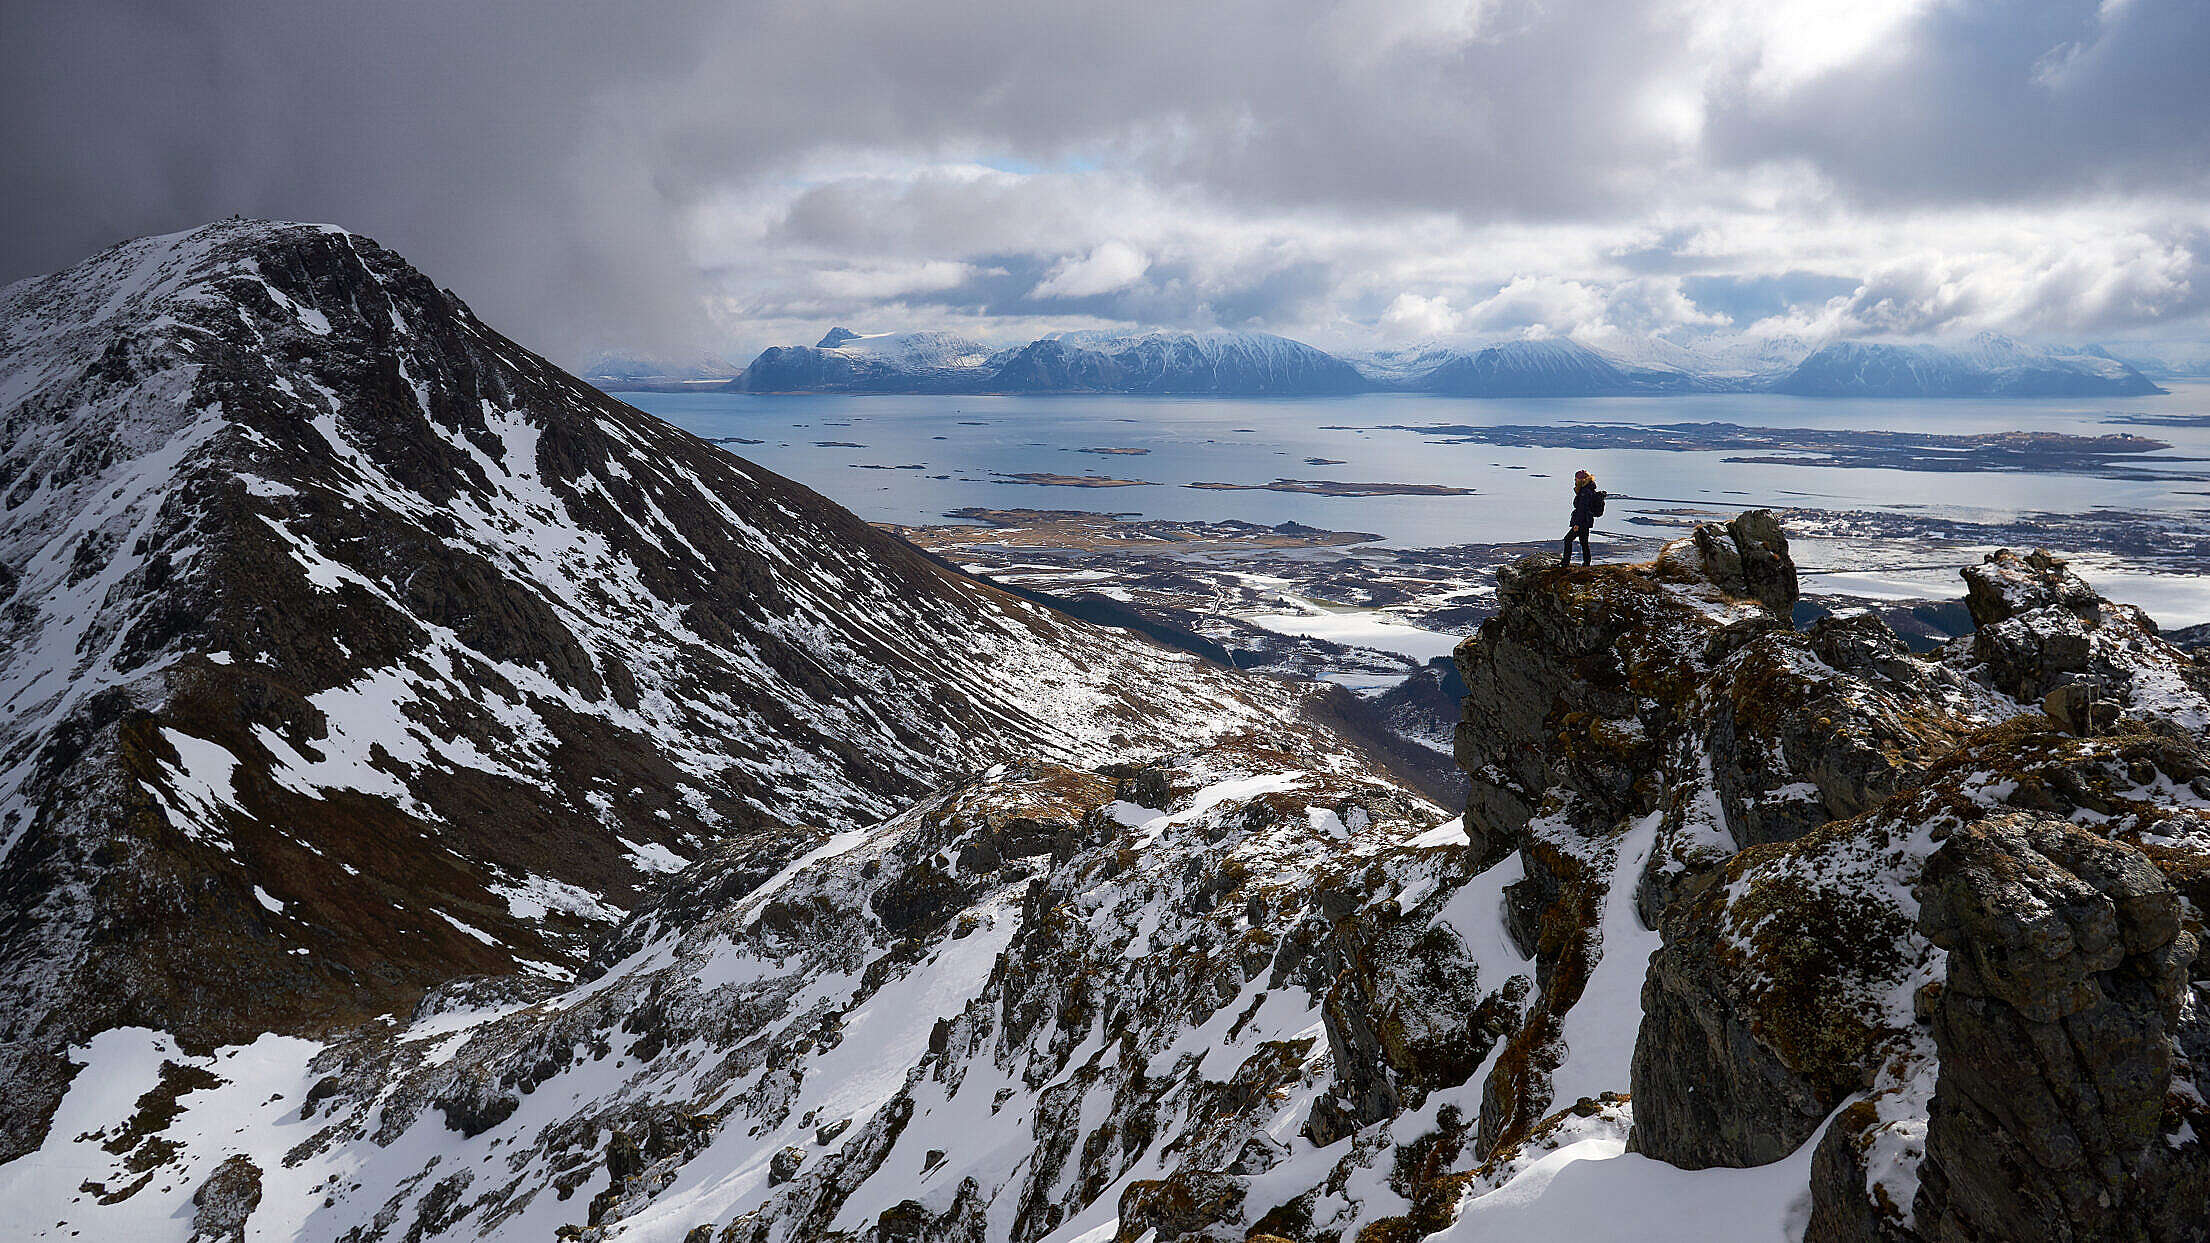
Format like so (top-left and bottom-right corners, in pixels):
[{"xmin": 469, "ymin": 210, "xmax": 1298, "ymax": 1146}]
[
  {"xmin": 1682, "ymin": 0, "xmax": 1936, "ymax": 97},
  {"xmin": 1029, "ymin": 241, "xmax": 1152, "ymax": 299},
  {"xmin": 814, "ymin": 260, "xmax": 982, "ymax": 300},
  {"xmin": 15, "ymin": 0, "xmax": 2204, "ymax": 360},
  {"xmin": 1741, "ymin": 213, "xmax": 2206, "ymax": 341},
  {"xmin": 1379, "ymin": 292, "xmax": 1464, "ymax": 338}
]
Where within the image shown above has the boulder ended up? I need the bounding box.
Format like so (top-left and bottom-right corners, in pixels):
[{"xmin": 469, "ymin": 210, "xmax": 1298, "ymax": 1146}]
[
  {"xmin": 1975, "ymin": 607, "xmax": 2094, "ymax": 702},
  {"xmin": 1115, "ymin": 1169, "xmax": 1246, "ymax": 1243},
  {"xmin": 1722, "ymin": 509, "xmax": 1802, "ymax": 615},
  {"xmin": 1629, "ymin": 814, "xmax": 1924, "ymax": 1170},
  {"xmin": 1808, "ymin": 610, "xmax": 1913, "ymax": 674},
  {"xmin": 1912, "ymin": 814, "xmax": 2209, "ymax": 1243},
  {"xmin": 188, "ymin": 1155, "xmax": 263, "ymax": 1243},
  {"xmin": 1962, "ymin": 547, "xmax": 2101, "ymax": 627},
  {"xmin": 1656, "ymin": 509, "xmax": 1800, "ymax": 615},
  {"xmin": 2041, "ymin": 682, "xmax": 2120, "ymax": 737}
]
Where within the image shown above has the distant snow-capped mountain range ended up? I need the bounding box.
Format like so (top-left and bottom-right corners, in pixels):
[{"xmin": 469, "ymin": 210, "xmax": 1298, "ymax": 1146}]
[
  {"xmin": 733, "ymin": 326, "xmax": 1367, "ymax": 396},
  {"xmin": 699, "ymin": 326, "xmax": 2174, "ymax": 397}
]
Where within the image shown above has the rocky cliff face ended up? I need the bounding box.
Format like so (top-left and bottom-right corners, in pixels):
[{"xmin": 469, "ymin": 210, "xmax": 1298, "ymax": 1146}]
[
  {"xmin": 1910, "ymin": 814, "xmax": 2204, "ymax": 1243},
  {"xmin": 1470, "ymin": 525, "xmax": 2207, "ymax": 1241}
]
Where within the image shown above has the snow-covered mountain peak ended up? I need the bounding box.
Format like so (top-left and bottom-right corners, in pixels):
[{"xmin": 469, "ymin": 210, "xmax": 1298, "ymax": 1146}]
[
  {"xmin": 10, "ymin": 222, "xmax": 2206, "ymax": 1241},
  {"xmin": 821, "ymin": 328, "xmax": 996, "ymax": 369},
  {"xmin": 0, "ymin": 219, "xmax": 1381, "ymax": 1165},
  {"xmin": 1775, "ymin": 333, "xmax": 2163, "ymax": 395}
]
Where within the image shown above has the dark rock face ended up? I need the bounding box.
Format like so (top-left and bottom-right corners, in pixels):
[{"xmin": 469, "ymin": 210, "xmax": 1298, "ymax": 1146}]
[
  {"xmin": 1452, "ymin": 551, "xmax": 1683, "ymax": 866},
  {"xmin": 988, "ymin": 338, "xmax": 1126, "ymax": 392},
  {"xmin": 1632, "ymin": 798, "xmax": 1941, "ymax": 1175},
  {"xmin": 1912, "ymin": 814, "xmax": 2209, "ymax": 1243},
  {"xmin": 1304, "ymin": 852, "xmax": 1518, "ymax": 1147},
  {"xmin": 1632, "ymin": 888, "xmax": 1873, "ymax": 1167},
  {"xmin": 1807, "ymin": 1113, "xmax": 1914, "ymax": 1243}
]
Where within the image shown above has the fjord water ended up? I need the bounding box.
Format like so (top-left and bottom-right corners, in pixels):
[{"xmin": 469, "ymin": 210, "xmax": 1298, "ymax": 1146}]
[{"xmin": 625, "ymin": 385, "xmax": 2210, "ymax": 550}]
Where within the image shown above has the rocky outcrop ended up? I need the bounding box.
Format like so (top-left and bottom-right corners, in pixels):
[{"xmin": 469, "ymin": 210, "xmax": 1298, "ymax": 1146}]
[
  {"xmin": 188, "ymin": 1155, "xmax": 263, "ymax": 1243},
  {"xmin": 1630, "ymin": 814, "xmax": 1922, "ymax": 1169},
  {"xmin": 1446, "ymin": 519, "xmax": 2210, "ymax": 1241},
  {"xmin": 1305, "ymin": 853, "xmax": 1518, "ymax": 1146},
  {"xmin": 1963, "ymin": 548, "xmax": 2210, "ymax": 733},
  {"xmin": 1451, "ymin": 513, "xmax": 1989, "ymax": 1160},
  {"xmin": 1656, "ymin": 507, "xmax": 1801, "ymax": 615},
  {"xmin": 1912, "ymin": 815, "xmax": 2208, "ymax": 1243},
  {"xmin": 1656, "ymin": 666, "xmax": 2210, "ymax": 1238}
]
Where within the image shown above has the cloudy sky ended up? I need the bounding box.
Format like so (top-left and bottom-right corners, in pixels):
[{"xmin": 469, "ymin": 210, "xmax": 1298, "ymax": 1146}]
[{"xmin": 4, "ymin": 0, "xmax": 2206, "ymax": 364}]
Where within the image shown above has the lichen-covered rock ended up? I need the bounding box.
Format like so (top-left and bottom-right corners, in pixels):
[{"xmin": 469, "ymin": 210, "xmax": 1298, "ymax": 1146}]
[
  {"xmin": 1961, "ymin": 549, "xmax": 2210, "ymax": 735},
  {"xmin": 1975, "ymin": 605, "xmax": 2094, "ymax": 701},
  {"xmin": 1652, "ymin": 510, "xmax": 1801, "ymax": 616},
  {"xmin": 1115, "ymin": 1168, "xmax": 1246, "ymax": 1243},
  {"xmin": 1304, "ymin": 847, "xmax": 1516, "ymax": 1147},
  {"xmin": 1962, "ymin": 547, "xmax": 2103, "ymax": 627},
  {"xmin": 188, "ymin": 1154, "xmax": 263, "ymax": 1243},
  {"xmin": 1630, "ymin": 808, "xmax": 1933, "ymax": 1170},
  {"xmin": 1911, "ymin": 814, "xmax": 2209, "ymax": 1243}
]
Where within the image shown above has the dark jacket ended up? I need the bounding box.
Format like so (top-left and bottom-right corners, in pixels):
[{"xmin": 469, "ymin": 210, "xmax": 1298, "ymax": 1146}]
[{"xmin": 1570, "ymin": 481, "xmax": 1601, "ymax": 528}]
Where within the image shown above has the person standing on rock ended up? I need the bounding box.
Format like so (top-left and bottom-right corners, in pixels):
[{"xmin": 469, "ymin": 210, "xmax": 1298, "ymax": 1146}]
[{"xmin": 1561, "ymin": 470, "xmax": 1605, "ymax": 566}]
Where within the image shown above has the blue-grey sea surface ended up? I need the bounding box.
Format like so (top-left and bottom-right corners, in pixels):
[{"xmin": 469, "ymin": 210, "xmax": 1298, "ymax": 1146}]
[{"xmin": 622, "ymin": 386, "xmax": 2210, "ymax": 551}]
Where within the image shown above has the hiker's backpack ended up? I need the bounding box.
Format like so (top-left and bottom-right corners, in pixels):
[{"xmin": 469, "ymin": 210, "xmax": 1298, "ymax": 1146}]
[{"xmin": 1591, "ymin": 490, "xmax": 1607, "ymax": 517}]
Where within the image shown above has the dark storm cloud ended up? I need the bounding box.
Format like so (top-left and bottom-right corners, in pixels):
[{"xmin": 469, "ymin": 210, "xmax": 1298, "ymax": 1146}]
[
  {"xmin": 0, "ymin": 0, "xmax": 724, "ymax": 355},
  {"xmin": 1702, "ymin": 0, "xmax": 2210, "ymax": 205},
  {"xmin": 5, "ymin": 0, "xmax": 2208, "ymax": 357}
]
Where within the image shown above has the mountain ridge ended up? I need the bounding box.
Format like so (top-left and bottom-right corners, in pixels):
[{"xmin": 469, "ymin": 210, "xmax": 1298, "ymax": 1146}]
[
  {"xmin": 0, "ymin": 219, "xmax": 1370, "ymax": 1163},
  {"xmin": 714, "ymin": 326, "xmax": 2168, "ymax": 398},
  {"xmin": 1772, "ymin": 332, "xmax": 2169, "ymax": 397},
  {"xmin": 4, "ymin": 221, "xmax": 2207, "ymax": 1243}
]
